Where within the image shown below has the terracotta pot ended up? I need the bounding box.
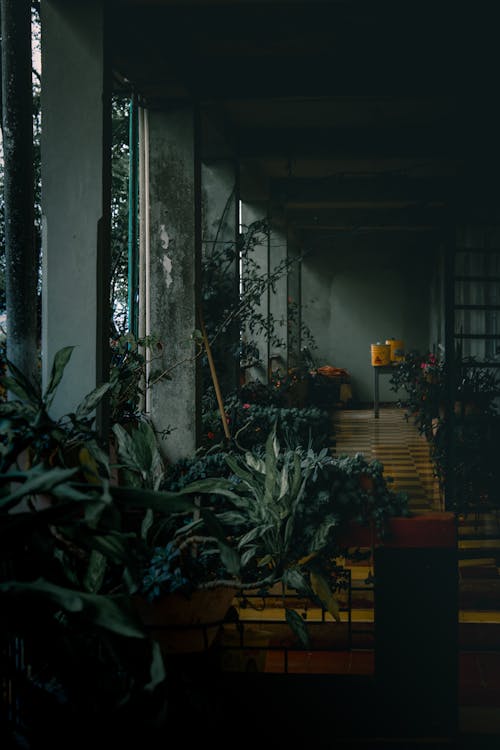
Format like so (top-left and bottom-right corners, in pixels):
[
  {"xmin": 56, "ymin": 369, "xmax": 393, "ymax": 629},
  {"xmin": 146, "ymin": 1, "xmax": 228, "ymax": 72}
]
[{"xmin": 134, "ymin": 586, "xmax": 237, "ymax": 655}]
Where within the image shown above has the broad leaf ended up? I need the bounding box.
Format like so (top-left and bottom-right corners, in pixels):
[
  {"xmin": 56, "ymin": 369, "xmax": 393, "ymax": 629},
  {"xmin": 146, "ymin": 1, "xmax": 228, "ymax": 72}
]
[
  {"xmin": 0, "ymin": 375, "xmax": 38, "ymax": 404},
  {"xmin": 3, "ymin": 357, "xmax": 41, "ymax": 403},
  {"xmin": 109, "ymin": 485, "xmax": 198, "ymax": 513},
  {"xmin": 284, "ymin": 567, "xmax": 312, "ymax": 597},
  {"xmin": 310, "ymin": 571, "xmax": 341, "ymax": 622},
  {"xmin": 44, "ymin": 346, "xmax": 74, "ymax": 405},
  {"xmin": 285, "ymin": 607, "xmax": 310, "ymax": 649},
  {"xmin": 0, "ymin": 578, "xmax": 147, "ymax": 638},
  {"xmin": 75, "ymin": 381, "xmax": 112, "ymax": 418},
  {"xmin": 84, "ymin": 549, "xmax": 107, "ymax": 593},
  {"xmin": 0, "ymin": 466, "xmax": 79, "ymax": 511}
]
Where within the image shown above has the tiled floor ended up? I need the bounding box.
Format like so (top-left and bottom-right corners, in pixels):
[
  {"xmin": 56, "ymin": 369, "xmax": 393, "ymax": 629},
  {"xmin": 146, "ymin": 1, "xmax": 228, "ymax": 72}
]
[
  {"xmin": 224, "ymin": 405, "xmax": 500, "ymax": 740},
  {"xmin": 331, "ymin": 405, "xmax": 443, "ymax": 513},
  {"xmin": 333, "ymin": 407, "xmax": 500, "ymax": 736}
]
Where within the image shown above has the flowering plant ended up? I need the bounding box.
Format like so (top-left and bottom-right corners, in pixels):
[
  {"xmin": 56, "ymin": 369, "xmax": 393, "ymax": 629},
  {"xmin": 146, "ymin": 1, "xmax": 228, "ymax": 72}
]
[{"xmin": 389, "ymin": 349, "xmax": 445, "ymax": 436}]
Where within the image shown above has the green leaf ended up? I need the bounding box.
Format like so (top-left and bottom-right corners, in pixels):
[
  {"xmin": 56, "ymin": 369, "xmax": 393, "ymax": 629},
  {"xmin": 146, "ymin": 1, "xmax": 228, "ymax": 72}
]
[
  {"xmin": 0, "ymin": 466, "xmax": 80, "ymax": 511},
  {"xmin": 178, "ymin": 476, "xmax": 247, "ymax": 504},
  {"xmin": 84, "ymin": 549, "xmax": 107, "ymax": 593},
  {"xmin": 109, "ymin": 485, "xmax": 198, "ymax": 513},
  {"xmin": 215, "ymin": 510, "xmax": 249, "ymax": 527},
  {"xmin": 0, "ymin": 578, "xmax": 147, "ymax": 638},
  {"xmin": 225, "ymin": 454, "xmax": 259, "ymax": 487},
  {"xmin": 113, "ymin": 423, "xmax": 143, "ymax": 476},
  {"xmin": 218, "ymin": 541, "xmax": 241, "ymax": 577},
  {"xmin": 3, "ymin": 357, "xmax": 41, "ymax": 403},
  {"xmin": 285, "ymin": 608, "xmax": 310, "ymax": 649},
  {"xmin": 44, "ymin": 346, "xmax": 74, "ymax": 405},
  {"xmin": 284, "ymin": 567, "xmax": 312, "ymax": 597},
  {"xmin": 0, "ymin": 375, "xmax": 38, "ymax": 404},
  {"xmin": 310, "ymin": 571, "xmax": 341, "ymax": 622},
  {"xmin": 75, "ymin": 382, "xmax": 112, "ymax": 418}
]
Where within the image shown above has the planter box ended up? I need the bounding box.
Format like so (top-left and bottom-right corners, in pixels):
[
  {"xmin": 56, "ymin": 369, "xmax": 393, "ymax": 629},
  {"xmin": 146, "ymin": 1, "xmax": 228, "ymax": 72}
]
[
  {"xmin": 134, "ymin": 586, "xmax": 237, "ymax": 655},
  {"xmin": 338, "ymin": 512, "xmax": 457, "ymax": 550}
]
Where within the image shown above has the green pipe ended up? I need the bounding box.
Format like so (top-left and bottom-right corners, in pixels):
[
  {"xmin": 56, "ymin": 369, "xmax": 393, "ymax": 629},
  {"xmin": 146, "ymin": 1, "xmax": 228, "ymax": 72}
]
[{"xmin": 127, "ymin": 94, "xmax": 139, "ymax": 337}]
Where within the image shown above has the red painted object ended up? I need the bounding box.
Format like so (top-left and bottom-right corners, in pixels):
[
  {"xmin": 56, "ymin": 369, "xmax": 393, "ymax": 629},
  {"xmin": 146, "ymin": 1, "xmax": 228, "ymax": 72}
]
[{"xmin": 339, "ymin": 512, "xmax": 457, "ymax": 550}]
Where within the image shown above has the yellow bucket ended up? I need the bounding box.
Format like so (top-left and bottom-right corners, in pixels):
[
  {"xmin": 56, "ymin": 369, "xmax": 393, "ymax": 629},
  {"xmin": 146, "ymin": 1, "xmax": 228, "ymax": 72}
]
[
  {"xmin": 371, "ymin": 342, "xmax": 391, "ymax": 366},
  {"xmin": 385, "ymin": 338, "xmax": 405, "ymax": 362}
]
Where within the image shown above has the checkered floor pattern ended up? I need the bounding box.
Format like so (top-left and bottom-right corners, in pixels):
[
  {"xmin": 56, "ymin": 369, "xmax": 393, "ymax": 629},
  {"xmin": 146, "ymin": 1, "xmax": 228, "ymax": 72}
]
[{"xmin": 331, "ymin": 405, "xmax": 443, "ymax": 513}]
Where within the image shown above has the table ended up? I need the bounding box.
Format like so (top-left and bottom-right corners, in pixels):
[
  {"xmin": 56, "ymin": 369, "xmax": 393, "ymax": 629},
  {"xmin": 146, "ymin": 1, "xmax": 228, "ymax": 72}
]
[{"xmin": 373, "ymin": 363, "xmax": 399, "ymax": 418}]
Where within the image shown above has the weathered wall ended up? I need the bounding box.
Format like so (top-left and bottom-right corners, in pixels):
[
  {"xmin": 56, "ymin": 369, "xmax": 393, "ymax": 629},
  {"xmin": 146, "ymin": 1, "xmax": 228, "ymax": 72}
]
[{"xmin": 301, "ymin": 234, "xmax": 437, "ymax": 403}]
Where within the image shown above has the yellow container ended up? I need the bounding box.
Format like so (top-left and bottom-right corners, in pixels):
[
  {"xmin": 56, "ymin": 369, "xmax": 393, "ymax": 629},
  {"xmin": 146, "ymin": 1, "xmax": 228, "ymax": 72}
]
[
  {"xmin": 385, "ymin": 338, "xmax": 405, "ymax": 362},
  {"xmin": 371, "ymin": 342, "xmax": 391, "ymax": 366}
]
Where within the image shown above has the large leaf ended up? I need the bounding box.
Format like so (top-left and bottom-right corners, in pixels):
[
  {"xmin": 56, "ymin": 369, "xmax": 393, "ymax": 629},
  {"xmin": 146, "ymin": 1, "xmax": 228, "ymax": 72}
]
[
  {"xmin": 285, "ymin": 607, "xmax": 310, "ymax": 649},
  {"xmin": 310, "ymin": 571, "xmax": 341, "ymax": 622},
  {"xmin": 178, "ymin": 476, "xmax": 247, "ymax": 505},
  {"xmin": 310, "ymin": 517, "xmax": 338, "ymax": 553},
  {"xmin": 113, "ymin": 423, "xmax": 144, "ymax": 476},
  {"xmin": 284, "ymin": 567, "xmax": 312, "ymax": 597},
  {"xmin": 2, "ymin": 357, "xmax": 41, "ymax": 403},
  {"xmin": 44, "ymin": 346, "xmax": 74, "ymax": 406},
  {"xmin": 225, "ymin": 453, "xmax": 261, "ymax": 489},
  {"xmin": 84, "ymin": 549, "xmax": 107, "ymax": 593},
  {"xmin": 0, "ymin": 465, "xmax": 79, "ymax": 511},
  {"xmin": 75, "ymin": 381, "xmax": 112, "ymax": 418},
  {"xmin": 61, "ymin": 525, "xmax": 141, "ymax": 566},
  {"xmin": 0, "ymin": 578, "xmax": 147, "ymax": 638},
  {"xmin": 0, "ymin": 375, "xmax": 38, "ymax": 404},
  {"xmin": 263, "ymin": 424, "xmax": 278, "ymax": 505},
  {"xmin": 110, "ymin": 484, "xmax": 198, "ymax": 513}
]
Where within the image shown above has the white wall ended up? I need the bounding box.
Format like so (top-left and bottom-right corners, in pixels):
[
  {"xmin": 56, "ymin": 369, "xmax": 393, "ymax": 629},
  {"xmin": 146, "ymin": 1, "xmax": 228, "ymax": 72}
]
[{"xmin": 301, "ymin": 233, "xmax": 438, "ymax": 404}]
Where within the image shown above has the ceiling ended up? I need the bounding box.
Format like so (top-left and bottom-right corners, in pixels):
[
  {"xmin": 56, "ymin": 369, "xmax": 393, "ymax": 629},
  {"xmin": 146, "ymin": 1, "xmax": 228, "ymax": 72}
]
[{"xmin": 109, "ymin": 1, "xmax": 500, "ymax": 248}]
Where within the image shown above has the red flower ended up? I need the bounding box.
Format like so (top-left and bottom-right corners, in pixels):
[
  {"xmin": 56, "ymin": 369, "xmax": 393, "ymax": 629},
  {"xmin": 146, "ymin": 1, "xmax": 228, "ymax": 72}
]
[
  {"xmin": 242, "ymin": 403, "xmax": 251, "ymax": 409},
  {"xmin": 207, "ymin": 431, "xmax": 215, "ymax": 440}
]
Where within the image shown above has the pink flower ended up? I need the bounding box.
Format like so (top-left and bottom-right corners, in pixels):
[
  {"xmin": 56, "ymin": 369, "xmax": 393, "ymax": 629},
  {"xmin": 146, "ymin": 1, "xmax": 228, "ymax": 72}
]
[{"xmin": 242, "ymin": 403, "xmax": 251, "ymax": 409}]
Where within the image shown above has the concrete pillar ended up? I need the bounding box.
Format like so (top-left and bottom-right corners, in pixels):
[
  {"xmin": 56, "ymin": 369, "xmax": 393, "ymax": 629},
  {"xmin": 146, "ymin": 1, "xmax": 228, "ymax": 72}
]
[
  {"xmin": 144, "ymin": 106, "xmax": 201, "ymax": 462},
  {"xmin": 240, "ymin": 201, "xmax": 269, "ymax": 383},
  {"xmin": 41, "ymin": 0, "xmax": 110, "ymax": 424},
  {"xmin": 268, "ymin": 208, "xmax": 288, "ymax": 378},
  {"xmin": 201, "ymin": 160, "xmax": 239, "ymax": 396},
  {"xmin": 287, "ymin": 228, "xmax": 303, "ymax": 368}
]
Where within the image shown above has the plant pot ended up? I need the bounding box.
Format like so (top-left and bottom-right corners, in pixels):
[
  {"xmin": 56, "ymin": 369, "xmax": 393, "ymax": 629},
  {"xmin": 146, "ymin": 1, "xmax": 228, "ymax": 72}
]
[{"xmin": 134, "ymin": 586, "xmax": 237, "ymax": 655}]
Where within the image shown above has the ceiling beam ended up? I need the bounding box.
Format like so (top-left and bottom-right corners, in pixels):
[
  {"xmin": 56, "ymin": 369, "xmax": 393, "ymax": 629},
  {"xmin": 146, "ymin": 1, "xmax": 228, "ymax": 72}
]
[
  {"xmin": 271, "ymin": 176, "xmax": 457, "ymax": 205},
  {"xmin": 235, "ymin": 126, "xmax": 464, "ymax": 160},
  {"xmin": 286, "ymin": 205, "xmax": 448, "ymax": 230}
]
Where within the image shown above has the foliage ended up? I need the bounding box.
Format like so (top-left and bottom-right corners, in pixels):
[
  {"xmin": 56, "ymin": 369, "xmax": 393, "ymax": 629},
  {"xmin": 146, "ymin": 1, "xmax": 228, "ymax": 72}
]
[
  {"xmin": 110, "ymin": 95, "xmax": 132, "ymax": 334},
  {"xmin": 108, "ymin": 330, "xmax": 170, "ymax": 426},
  {"xmin": 201, "ymin": 212, "xmax": 317, "ymax": 388},
  {"xmin": 161, "ymin": 423, "xmax": 409, "ymax": 646},
  {"xmin": 201, "ymin": 394, "xmax": 332, "ymax": 453},
  {"xmin": 0, "ymin": 345, "xmax": 111, "ymax": 475},
  {"xmin": 390, "ymin": 348, "xmax": 500, "ymax": 513},
  {"xmin": 0, "ymin": 346, "xmax": 245, "ymax": 743},
  {"xmin": 388, "ymin": 349, "xmax": 445, "ymax": 436}
]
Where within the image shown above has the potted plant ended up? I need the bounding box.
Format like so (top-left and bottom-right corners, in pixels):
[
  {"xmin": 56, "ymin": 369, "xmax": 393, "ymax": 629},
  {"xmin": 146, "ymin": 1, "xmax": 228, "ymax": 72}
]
[
  {"xmin": 171, "ymin": 423, "xmax": 410, "ymax": 648},
  {"xmin": 0, "ymin": 347, "xmax": 245, "ymax": 742}
]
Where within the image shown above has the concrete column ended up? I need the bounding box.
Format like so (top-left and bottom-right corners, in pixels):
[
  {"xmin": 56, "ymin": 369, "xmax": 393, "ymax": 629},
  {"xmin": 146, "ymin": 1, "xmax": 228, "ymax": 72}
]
[
  {"xmin": 41, "ymin": 0, "xmax": 110, "ymax": 422},
  {"xmin": 145, "ymin": 106, "xmax": 201, "ymax": 462},
  {"xmin": 201, "ymin": 160, "xmax": 239, "ymax": 396},
  {"xmin": 240, "ymin": 201, "xmax": 269, "ymax": 383},
  {"xmin": 268, "ymin": 208, "xmax": 288, "ymax": 378},
  {"xmin": 287, "ymin": 228, "xmax": 302, "ymax": 368}
]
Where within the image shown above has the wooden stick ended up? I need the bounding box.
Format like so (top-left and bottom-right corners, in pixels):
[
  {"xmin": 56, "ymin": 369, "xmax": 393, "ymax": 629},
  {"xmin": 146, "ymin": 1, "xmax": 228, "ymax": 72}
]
[{"xmin": 199, "ymin": 313, "xmax": 231, "ymax": 440}]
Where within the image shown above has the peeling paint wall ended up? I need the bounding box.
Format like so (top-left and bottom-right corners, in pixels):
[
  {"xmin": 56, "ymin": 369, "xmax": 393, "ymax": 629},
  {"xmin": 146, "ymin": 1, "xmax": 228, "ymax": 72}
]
[{"xmin": 147, "ymin": 107, "xmax": 200, "ymax": 461}]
